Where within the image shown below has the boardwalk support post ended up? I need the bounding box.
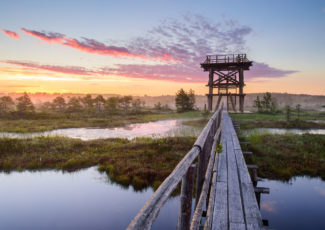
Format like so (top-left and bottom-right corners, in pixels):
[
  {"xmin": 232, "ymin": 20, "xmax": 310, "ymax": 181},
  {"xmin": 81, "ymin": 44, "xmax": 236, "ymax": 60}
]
[{"xmin": 177, "ymin": 164, "xmax": 196, "ymax": 230}]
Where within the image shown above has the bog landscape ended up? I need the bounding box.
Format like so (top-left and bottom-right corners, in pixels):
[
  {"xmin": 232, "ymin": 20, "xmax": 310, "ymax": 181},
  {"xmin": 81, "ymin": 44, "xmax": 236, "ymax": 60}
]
[{"xmin": 0, "ymin": 1, "xmax": 325, "ymax": 230}]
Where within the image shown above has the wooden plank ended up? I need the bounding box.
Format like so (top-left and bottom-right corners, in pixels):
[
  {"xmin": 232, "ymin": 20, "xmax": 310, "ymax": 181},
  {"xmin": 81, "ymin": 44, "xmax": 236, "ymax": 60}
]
[
  {"xmin": 211, "ymin": 182, "xmax": 228, "ymax": 230},
  {"xmin": 229, "ymin": 223, "xmax": 246, "ymax": 230},
  {"xmin": 247, "ymin": 165, "xmax": 259, "ymax": 169},
  {"xmin": 234, "ymin": 150, "xmax": 251, "ymax": 185},
  {"xmin": 240, "ymin": 182, "xmax": 263, "ymax": 229},
  {"xmin": 226, "ymin": 140, "xmax": 245, "ymax": 225}
]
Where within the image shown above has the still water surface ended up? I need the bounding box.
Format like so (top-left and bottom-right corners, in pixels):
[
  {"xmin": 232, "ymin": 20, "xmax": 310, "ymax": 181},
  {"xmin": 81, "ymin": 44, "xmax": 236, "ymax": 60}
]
[
  {"xmin": 0, "ymin": 119, "xmax": 202, "ymax": 140},
  {"xmin": 259, "ymin": 176, "xmax": 325, "ymax": 230},
  {"xmin": 0, "ymin": 167, "xmax": 179, "ymax": 230}
]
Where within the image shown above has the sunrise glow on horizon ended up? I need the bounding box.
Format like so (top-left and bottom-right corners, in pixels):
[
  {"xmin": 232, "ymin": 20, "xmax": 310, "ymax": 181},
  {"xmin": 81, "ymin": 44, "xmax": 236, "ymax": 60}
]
[{"xmin": 1, "ymin": 0, "xmax": 324, "ymax": 96}]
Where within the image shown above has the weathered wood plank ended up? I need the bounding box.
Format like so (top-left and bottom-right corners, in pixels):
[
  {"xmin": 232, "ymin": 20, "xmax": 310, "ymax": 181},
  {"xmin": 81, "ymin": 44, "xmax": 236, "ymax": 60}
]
[
  {"xmin": 234, "ymin": 150, "xmax": 252, "ymax": 185},
  {"xmin": 211, "ymin": 182, "xmax": 228, "ymax": 230},
  {"xmin": 226, "ymin": 140, "xmax": 245, "ymax": 225},
  {"xmin": 217, "ymin": 135, "xmax": 227, "ymax": 182},
  {"xmin": 240, "ymin": 182, "xmax": 263, "ymax": 229},
  {"xmin": 229, "ymin": 222, "xmax": 246, "ymax": 230}
]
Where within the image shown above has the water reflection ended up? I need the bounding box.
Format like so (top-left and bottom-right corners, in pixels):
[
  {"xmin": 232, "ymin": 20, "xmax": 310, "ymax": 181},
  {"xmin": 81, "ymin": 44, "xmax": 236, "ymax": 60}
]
[
  {"xmin": 0, "ymin": 167, "xmax": 179, "ymax": 230},
  {"xmin": 0, "ymin": 119, "xmax": 202, "ymax": 140},
  {"xmin": 259, "ymin": 176, "xmax": 325, "ymax": 230}
]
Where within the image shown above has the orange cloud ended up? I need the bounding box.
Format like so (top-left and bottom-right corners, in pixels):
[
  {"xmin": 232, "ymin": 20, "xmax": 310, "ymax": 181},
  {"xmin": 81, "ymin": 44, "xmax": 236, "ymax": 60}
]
[{"xmin": 1, "ymin": 29, "xmax": 20, "ymax": 39}]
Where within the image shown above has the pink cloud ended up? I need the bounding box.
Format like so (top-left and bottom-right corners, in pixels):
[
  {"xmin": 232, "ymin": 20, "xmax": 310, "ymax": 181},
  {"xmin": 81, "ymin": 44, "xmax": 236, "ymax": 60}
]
[
  {"xmin": 1, "ymin": 29, "xmax": 20, "ymax": 39},
  {"xmin": 3, "ymin": 60, "xmax": 94, "ymax": 76},
  {"xmin": 4, "ymin": 14, "xmax": 297, "ymax": 83},
  {"xmin": 21, "ymin": 28, "xmax": 64, "ymax": 43},
  {"xmin": 261, "ymin": 201, "xmax": 277, "ymax": 213},
  {"xmin": 21, "ymin": 28, "xmax": 172, "ymax": 60}
]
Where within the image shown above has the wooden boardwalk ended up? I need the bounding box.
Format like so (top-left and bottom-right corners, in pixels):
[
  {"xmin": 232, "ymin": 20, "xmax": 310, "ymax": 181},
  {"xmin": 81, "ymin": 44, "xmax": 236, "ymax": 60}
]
[
  {"xmin": 211, "ymin": 113, "xmax": 263, "ymax": 229},
  {"xmin": 127, "ymin": 107, "xmax": 264, "ymax": 230}
]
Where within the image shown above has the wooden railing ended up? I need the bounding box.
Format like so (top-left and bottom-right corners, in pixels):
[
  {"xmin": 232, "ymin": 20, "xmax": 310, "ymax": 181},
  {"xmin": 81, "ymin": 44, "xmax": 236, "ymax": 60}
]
[
  {"xmin": 203, "ymin": 54, "xmax": 248, "ymax": 64},
  {"xmin": 127, "ymin": 104, "xmax": 224, "ymax": 230}
]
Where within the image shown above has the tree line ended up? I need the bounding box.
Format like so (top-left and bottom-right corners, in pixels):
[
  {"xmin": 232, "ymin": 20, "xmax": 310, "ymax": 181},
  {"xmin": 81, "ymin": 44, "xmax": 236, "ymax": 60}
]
[
  {"xmin": 0, "ymin": 93, "xmax": 147, "ymax": 116},
  {"xmin": 0, "ymin": 89, "xmax": 197, "ymax": 117}
]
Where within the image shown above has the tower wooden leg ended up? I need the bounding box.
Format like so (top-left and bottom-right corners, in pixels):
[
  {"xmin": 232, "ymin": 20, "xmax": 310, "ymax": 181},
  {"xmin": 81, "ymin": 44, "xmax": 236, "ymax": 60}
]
[{"xmin": 214, "ymin": 95, "xmax": 222, "ymax": 111}]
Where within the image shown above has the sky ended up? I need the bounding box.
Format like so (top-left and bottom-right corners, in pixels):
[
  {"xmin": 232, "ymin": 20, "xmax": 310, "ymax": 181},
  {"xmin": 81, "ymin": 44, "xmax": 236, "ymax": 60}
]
[{"xmin": 0, "ymin": 0, "xmax": 324, "ymax": 96}]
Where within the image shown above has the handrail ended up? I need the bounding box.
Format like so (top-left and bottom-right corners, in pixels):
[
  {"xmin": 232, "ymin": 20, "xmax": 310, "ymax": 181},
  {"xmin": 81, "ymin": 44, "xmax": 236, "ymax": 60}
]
[
  {"xmin": 190, "ymin": 119, "xmax": 222, "ymax": 230},
  {"xmin": 127, "ymin": 104, "xmax": 224, "ymax": 230},
  {"xmin": 203, "ymin": 54, "xmax": 249, "ymax": 64}
]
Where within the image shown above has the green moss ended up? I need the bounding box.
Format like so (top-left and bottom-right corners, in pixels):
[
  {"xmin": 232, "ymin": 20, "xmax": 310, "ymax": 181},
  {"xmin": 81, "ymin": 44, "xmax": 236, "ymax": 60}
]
[
  {"xmin": 0, "ymin": 136, "xmax": 195, "ymax": 190},
  {"xmin": 244, "ymin": 133, "xmax": 325, "ymax": 181},
  {"xmin": 230, "ymin": 113, "xmax": 325, "ymax": 129}
]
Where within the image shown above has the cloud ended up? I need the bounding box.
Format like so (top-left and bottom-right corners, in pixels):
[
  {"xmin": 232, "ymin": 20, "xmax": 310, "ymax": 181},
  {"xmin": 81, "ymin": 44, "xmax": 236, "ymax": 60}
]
[
  {"xmin": 0, "ymin": 29, "xmax": 20, "ymax": 39},
  {"xmin": 247, "ymin": 62, "xmax": 298, "ymax": 80},
  {"xmin": 21, "ymin": 28, "xmax": 64, "ymax": 43},
  {"xmin": 21, "ymin": 28, "xmax": 152, "ymax": 59},
  {"xmin": 100, "ymin": 14, "xmax": 297, "ymax": 82},
  {"xmin": 6, "ymin": 14, "xmax": 297, "ymax": 83},
  {"xmin": 2, "ymin": 60, "xmax": 95, "ymax": 76},
  {"xmin": 261, "ymin": 201, "xmax": 277, "ymax": 213},
  {"xmin": 2, "ymin": 84, "xmax": 39, "ymax": 88}
]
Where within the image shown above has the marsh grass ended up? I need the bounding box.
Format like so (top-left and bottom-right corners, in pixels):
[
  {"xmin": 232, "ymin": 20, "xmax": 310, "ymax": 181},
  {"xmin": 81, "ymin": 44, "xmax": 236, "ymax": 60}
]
[
  {"xmin": 230, "ymin": 113, "xmax": 325, "ymax": 129},
  {"xmin": 0, "ymin": 136, "xmax": 195, "ymax": 191},
  {"xmin": 242, "ymin": 133, "xmax": 325, "ymax": 181}
]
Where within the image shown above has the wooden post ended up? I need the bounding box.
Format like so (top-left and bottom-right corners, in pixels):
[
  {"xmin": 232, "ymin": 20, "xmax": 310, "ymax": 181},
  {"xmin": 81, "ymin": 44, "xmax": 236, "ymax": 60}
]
[
  {"xmin": 208, "ymin": 69, "xmax": 214, "ymax": 111},
  {"xmin": 196, "ymin": 141, "xmax": 208, "ymax": 206},
  {"xmin": 215, "ymin": 95, "xmax": 222, "ymax": 112},
  {"xmin": 239, "ymin": 68, "xmax": 244, "ymax": 113},
  {"xmin": 177, "ymin": 164, "xmax": 196, "ymax": 230}
]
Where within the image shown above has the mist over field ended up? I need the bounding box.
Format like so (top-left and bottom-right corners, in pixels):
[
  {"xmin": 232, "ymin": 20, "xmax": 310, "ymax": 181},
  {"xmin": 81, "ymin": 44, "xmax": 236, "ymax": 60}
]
[{"xmin": 1, "ymin": 92, "xmax": 324, "ymax": 111}]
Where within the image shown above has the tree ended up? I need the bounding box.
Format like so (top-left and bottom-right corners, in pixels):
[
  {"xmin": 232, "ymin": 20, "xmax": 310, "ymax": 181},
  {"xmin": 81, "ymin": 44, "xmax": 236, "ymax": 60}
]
[
  {"xmin": 16, "ymin": 93, "xmax": 35, "ymax": 114},
  {"xmin": 154, "ymin": 102, "xmax": 162, "ymax": 110},
  {"xmin": 66, "ymin": 97, "xmax": 83, "ymax": 113},
  {"xmin": 0, "ymin": 96, "xmax": 14, "ymax": 114},
  {"xmin": 105, "ymin": 97, "xmax": 119, "ymax": 113},
  {"xmin": 188, "ymin": 89, "xmax": 196, "ymax": 110},
  {"xmin": 52, "ymin": 96, "xmax": 66, "ymax": 112},
  {"xmin": 94, "ymin": 95, "xmax": 105, "ymax": 113},
  {"xmin": 81, "ymin": 94, "xmax": 94, "ymax": 111},
  {"xmin": 175, "ymin": 88, "xmax": 195, "ymax": 112},
  {"xmin": 253, "ymin": 92, "xmax": 277, "ymax": 114},
  {"xmin": 119, "ymin": 96, "xmax": 133, "ymax": 112},
  {"xmin": 132, "ymin": 98, "xmax": 142, "ymax": 112}
]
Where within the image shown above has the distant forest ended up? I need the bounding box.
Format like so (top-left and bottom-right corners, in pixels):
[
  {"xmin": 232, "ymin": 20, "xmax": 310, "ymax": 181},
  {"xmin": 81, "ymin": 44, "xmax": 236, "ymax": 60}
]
[{"xmin": 0, "ymin": 92, "xmax": 324, "ymax": 111}]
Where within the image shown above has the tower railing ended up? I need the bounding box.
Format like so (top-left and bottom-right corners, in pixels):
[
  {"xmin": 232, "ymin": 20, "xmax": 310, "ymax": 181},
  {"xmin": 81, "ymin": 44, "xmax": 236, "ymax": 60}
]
[{"xmin": 204, "ymin": 54, "xmax": 248, "ymax": 64}]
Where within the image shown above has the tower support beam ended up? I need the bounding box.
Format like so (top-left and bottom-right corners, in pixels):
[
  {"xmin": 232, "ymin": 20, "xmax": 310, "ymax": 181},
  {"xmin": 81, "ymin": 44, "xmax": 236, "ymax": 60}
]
[{"xmin": 200, "ymin": 54, "xmax": 252, "ymax": 113}]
